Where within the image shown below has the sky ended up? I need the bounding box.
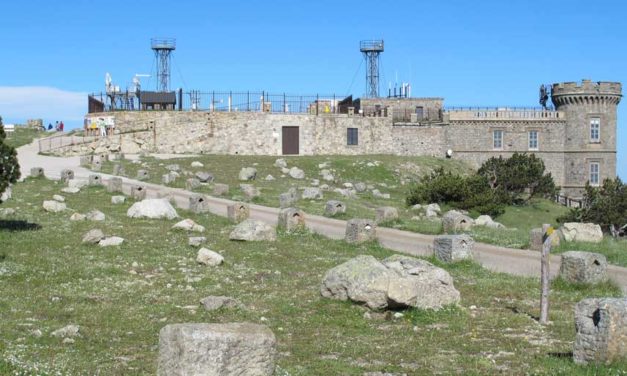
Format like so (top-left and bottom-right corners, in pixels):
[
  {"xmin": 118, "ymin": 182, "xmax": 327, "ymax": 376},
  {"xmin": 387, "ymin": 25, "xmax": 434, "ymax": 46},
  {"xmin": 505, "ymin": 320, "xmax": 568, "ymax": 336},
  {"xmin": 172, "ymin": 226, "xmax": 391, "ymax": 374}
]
[{"xmin": 0, "ymin": 0, "xmax": 625, "ymax": 178}]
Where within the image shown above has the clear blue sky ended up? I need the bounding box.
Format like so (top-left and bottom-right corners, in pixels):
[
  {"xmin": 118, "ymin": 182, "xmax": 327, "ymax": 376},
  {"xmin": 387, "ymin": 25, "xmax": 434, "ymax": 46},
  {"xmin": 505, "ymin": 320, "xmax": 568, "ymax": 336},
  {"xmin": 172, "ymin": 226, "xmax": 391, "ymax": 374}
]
[{"xmin": 0, "ymin": 0, "xmax": 625, "ymax": 178}]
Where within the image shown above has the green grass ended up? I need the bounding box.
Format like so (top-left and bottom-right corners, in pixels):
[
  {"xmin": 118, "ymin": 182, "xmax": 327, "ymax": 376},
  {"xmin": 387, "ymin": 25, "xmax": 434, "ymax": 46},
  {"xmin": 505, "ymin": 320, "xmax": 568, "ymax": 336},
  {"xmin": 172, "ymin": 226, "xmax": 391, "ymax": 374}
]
[
  {"xmin": 4, "ymin": 127, "xmax": 43, "ymax": 148},
  {"xmin": 0, "ymin": 177, "xmax": 625, "ymax": 374}
]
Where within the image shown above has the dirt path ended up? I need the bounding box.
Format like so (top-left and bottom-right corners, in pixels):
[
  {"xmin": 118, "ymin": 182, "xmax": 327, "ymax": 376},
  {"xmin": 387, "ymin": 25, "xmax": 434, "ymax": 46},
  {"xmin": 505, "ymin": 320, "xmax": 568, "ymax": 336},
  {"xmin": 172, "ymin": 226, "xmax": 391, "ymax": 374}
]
[{"xmin": 16, "ymin": 140, "xmax": 627, "ymax": 293}]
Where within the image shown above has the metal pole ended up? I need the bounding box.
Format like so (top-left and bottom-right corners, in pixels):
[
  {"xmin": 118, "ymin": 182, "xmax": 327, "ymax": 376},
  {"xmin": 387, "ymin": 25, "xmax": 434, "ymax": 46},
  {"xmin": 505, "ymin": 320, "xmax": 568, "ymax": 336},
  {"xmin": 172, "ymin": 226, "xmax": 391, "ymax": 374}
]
[
  {"xmin": 283, "ymin": 93, "xmax": 286, "ymax": 113},
  {"xmin": 212, "ymin": 91, "xmax": 215, "ymax": 113},
  {"xmin": 228, "ymin": 91, "xmax": 232, "ymax": 112},
  {"xmin": 539, "ymin": 223, "xmax": 552, "ymax": 325},
  {"xmin": 316, "ymin": 94, "xmax": 319, "ymax": 116},
  {"xmin": 247, "ymin": 91, "xmax": 250, "ymax": 112}
]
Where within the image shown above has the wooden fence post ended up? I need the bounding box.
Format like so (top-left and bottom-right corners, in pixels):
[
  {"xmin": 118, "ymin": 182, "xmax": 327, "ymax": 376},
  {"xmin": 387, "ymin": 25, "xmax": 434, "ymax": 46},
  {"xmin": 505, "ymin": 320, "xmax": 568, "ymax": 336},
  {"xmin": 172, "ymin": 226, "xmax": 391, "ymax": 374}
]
[{"xmin": 539, "ymin": 223, "xmax": 553, "ymax": 325}]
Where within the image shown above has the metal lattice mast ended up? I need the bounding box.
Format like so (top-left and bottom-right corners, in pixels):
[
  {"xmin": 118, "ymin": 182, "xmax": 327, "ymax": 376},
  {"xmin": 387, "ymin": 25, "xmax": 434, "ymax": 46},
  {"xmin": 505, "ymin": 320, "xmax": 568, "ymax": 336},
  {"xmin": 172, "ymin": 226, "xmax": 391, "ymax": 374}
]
[
  {"xmin": 151, "ymin": 38, "xmax": 176, "ymax": 92},
  {"xmin": 360, "ymin": 40, "xmax": 384, "ymax": 98}
]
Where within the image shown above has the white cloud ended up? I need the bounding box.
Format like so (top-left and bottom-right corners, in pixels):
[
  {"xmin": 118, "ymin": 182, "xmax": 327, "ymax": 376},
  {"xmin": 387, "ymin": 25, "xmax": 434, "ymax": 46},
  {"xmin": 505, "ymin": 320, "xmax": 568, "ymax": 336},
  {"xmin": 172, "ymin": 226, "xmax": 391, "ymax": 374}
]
[{"xmin": 0, "ymin": 86, "xmax": 86, "ymax": 127}]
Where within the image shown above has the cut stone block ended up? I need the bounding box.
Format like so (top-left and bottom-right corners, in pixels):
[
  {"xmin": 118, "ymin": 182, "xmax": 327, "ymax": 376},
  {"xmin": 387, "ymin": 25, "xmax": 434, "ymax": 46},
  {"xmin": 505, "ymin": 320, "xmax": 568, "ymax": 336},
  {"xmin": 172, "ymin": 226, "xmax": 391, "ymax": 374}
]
[
  {"xmin": 158, "ymin": 323, "xmax": 276, "ymax": 376},
  {"xmin": 91, "ymin": 160, "xmax": 102, "ymax": 171},
  {"xmin": 529, "ymin": 228, "xmax": 544, "ymax": 251},
  {"xmin": 107, "ymin": 177, "xmax": 123, "ymax": 193},
  {"xmin": 574, "ymin": 298, "xmax": 627, "ymax": 364},
  {"xmin": 189, "ymin": 194, "xmax": 210, "ymax": 213},
  {"xmin": 130, "ymin": 185, "xmax": 147, "ymax": 201},
  {"xmin": 30, "ymin": 167, "xmax": 44, "ymax": 178},
  {"xmin": 227, "ymin": 202, "xmax": 250, "ymax": 224},
  {"xmin": 434, "ymin": 234, "xmax": 474, "ymax": 263},
  {"xmin": 89, "ymin": 174, "xmax": 102, "ymax": 187},
  {"xmin": 375, "ymin": 206, "xmax": 399, "ymax": 223},
  {"xmin": 213, "ymin": 183, "xmax": 229, "ymax": 196},
  {"xmin": 136, "ymin": 169, "xmax": 150, "ymax": 181},
  {"xmin": 79, "ymin": 155, "xmax": 91, "ymax": 167},
  {"xmin": 560, "ymin": 251, "xmax": 608, "ymax": 284},
  {"xmin": 60, "ymin": 169, "xmax": 74, "ymax": 183},
  {"xmin": 325, "ymin": 200, "xmax": 346, "ymax": 216},
  {"xmin": 278, "ymin": 207, "xmax": 305, "ymax": 232},
  {"xmin": 185, "ymin": 178, "xmax": 201, "ymax": 191},
  {"xmin": 345, "ymin": 218, "xmax": 377, "ymax": 243}
]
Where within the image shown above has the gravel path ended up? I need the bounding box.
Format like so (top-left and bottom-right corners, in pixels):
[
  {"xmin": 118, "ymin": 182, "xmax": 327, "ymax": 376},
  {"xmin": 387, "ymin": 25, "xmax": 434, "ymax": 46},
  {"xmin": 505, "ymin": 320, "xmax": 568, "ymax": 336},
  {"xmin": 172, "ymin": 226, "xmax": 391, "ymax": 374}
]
[{"xmin": 16, "ymin": 139, "xmax": 627, "ymax": 293}]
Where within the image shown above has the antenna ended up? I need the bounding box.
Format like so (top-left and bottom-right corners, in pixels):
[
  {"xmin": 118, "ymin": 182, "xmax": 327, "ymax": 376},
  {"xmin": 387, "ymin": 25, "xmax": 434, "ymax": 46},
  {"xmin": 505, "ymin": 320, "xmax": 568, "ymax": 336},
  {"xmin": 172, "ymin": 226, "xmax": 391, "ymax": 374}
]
[
  {"xmin": 151, "ymin": 38, "xmax": 176, "ymax": 92},
  {"xmin": 360, "ymin": 40, "xmax": 384, "ymax": 98}
]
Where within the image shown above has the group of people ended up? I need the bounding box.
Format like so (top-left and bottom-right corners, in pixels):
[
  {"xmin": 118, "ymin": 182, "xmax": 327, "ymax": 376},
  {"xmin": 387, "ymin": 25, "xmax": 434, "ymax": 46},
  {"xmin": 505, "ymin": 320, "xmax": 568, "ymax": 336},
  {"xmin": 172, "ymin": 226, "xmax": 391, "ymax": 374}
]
[{"xmin": 43, "ymin": 121, "xmax": 65, "ymax": 132}]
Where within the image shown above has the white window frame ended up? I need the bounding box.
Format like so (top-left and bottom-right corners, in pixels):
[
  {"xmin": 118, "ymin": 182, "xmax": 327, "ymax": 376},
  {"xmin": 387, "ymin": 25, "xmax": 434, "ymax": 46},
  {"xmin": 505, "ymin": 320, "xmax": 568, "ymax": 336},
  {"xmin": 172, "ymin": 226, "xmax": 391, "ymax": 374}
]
[
  {"xmin": 528, "ymin": 130, "xmax": 539, "ymax": 151},
  {"xmin": 589, "ymin": 162, "xmax": 600, "ymax": 186},
  {"xmin": 590, "ymin": 117, "xmax": 600, "ymax": 143},
  {"xmin": 493, "ymin": 130, "xmax": 503, "ymax": 150}
]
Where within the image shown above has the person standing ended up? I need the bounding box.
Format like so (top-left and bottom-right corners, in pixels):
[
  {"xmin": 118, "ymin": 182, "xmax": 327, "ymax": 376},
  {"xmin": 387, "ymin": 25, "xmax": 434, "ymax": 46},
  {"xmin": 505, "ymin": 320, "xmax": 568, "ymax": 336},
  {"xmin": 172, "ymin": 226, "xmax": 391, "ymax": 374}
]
[{"xmin": 59, "ymin": 121, "xmax": 64, "ymax": 132}]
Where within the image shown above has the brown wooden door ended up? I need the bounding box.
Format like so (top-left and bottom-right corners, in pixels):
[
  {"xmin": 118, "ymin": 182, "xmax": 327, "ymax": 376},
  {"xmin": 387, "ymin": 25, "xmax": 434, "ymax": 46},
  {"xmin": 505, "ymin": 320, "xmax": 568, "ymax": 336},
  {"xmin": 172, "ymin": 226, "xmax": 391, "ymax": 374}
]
[{"xmin": 282, "ymin": 126, "xmax": 299, "ymax": 155}]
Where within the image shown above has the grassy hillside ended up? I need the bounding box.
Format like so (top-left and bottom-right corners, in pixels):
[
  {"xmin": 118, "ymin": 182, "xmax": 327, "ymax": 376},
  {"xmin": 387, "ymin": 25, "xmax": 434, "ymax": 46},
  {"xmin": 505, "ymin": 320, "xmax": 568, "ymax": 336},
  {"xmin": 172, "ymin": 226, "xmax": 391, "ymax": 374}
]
[
  {"xmin": 4, "ymin": 127, "xmax": 42, "ymax": 148},
  {"xmin": 0, "ymin": 177, "xmax": 624, "ymax": 374}
]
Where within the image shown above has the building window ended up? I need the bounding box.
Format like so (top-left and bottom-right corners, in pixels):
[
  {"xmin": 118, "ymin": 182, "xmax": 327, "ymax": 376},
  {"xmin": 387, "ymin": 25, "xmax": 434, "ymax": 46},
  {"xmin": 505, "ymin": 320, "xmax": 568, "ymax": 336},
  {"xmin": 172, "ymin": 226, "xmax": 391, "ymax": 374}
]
[
  {"xmin": 528, "ymin": 130, "xmax": 538, "ymax": 150},
  {"xmin": 590, "ymin": 162, "xmax": 600, "ymax": 186},
  {"xmin": 493, "ymin": 130, "xmax": 503, "ymax": 149},
  {"xmin": 347, "ymin": 128, "xmax": 358, "ymax": 145},
  {"xmin": 590, "ymin": 118, "xmax": 600, "ymax": 142}
]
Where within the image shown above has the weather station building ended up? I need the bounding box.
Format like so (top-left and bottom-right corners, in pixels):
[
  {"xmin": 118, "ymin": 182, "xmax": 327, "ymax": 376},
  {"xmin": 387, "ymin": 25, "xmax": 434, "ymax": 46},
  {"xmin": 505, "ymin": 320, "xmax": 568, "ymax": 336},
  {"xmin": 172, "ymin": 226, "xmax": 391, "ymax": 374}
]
[{"xmin": 78, "ymin": 39, "xmax": 622, "ymax": 198}]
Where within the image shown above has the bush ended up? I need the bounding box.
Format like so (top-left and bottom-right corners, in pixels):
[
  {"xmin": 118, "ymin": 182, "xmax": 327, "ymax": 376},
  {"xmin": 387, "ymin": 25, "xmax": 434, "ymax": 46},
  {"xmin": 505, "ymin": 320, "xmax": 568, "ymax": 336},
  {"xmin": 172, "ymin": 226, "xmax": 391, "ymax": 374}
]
[
  {"xmin": 0, "ymin": 116, "xmax": 21, "ymax": 203},
  {"xmin": 478, "ymin": 153, "xmax": 557, "ymax": 204},
  {"xmin": 559, "ymin": 178, "xmax": 627, "ymax": 235}
]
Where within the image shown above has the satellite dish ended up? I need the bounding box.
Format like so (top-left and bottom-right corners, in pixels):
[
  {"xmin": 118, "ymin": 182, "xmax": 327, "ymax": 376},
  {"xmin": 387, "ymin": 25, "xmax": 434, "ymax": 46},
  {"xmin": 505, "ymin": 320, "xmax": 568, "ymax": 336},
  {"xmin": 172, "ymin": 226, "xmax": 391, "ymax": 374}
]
[{"xmin": 446, "ymin": 149, "xmax": 453, "ymax": 158}]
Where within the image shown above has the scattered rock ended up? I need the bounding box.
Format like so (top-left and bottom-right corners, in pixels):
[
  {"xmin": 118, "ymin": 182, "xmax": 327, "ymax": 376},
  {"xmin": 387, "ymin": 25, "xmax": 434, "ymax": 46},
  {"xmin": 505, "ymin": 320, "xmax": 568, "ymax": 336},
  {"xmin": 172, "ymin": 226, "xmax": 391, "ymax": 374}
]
[
  {"xmin": 51, "ymin": 325, "xmax": 80, "ymax": 338},
  {"xmin": 334, "ymin": 188, "xmax": 356, "ymax": 198},
  {"xmin": 30, "ymin": 167, "xmax": 44, "ymax": 178},
  {"xmin": 264, "ymin": 174, "xmax": 275, "ymax": 181},
  {"xmin": 43, "ymin": 200, "xmax": 66, "ymax": 213},
  {"xmin": 185, "ymin": 178, "xmax": 201, "ymax": 190},
  {"xmin": 70, "ymin": 213, "xmax": 86, "ymax": 221},
  {"xmin": 560, "ymin": 223, "xmax": 604, "ymax": 243},
  {"xmin": 52, "ymin": 194, "xmax": 65, "ymax": 202},
  {"xmin": 0, "ymin": 208, "xmax": 16, "ymax": 216},
  {"xmin": 86, "ymin": 210, "xmax": 105, "ymax": 221},
  {"xmin": 60, "ymin": 169, "xmax": 74, "ymax": 183},
  {"xmin": 442, "ymin": 210, "xmax": 474, "ymax": 232},
  {"xmin": 158, "ymin": 323, "xmax": 276, "ymax": 376},
  {"xmin": 289, "ymin": 167, "xmax": 305, "ymax": 179},
  {"xmin": 240, "ymin": 184, "xmax": 260, "ymax": 200},
  {"xmin": 319, "ymin": 169, "xmax": 334, "ymax": 181},
  {"xmin": 165, "ymin": 164, "xmax": 180, "ymax": 172},
  {"xmin": 320, "ymin": 255, "xmax": 460, "ymax": 310},
  {"xmin": 99, "ymin": 236, "xmax": 125, "ymax": 247},
  {"xmin": 239, "ymin": 167, "xmax": 257, "ymax": 181},
  {"xmin": 229, "ymin": 219, "xmax": 277, "ymax": 241},
  {"xmin": 475, "ymin": 215, "xmax": 505, "ymax": 229},
  {"xmin": 274, "ymin": 158, "xmax": 288, "ymax": 168},
  {"xmin": 200, "ymin": 296, "xmax": 244, "ymax": 311},
  {"xmin": 61, "ymin": 187, "xmax": 80, "ymax": 194},
  {"xmin": 375, "ymin": 206, "xmax": 399, "ymax": 223},
  {"xmin": 212, "ymin": 183, "xmax": 229, "ymax": 196},
  {"xmin": 82, "ymin": 229, "xmax": 105, "ymax": 244},
  {"xmin": 188, "ymin": 237, "xmax": 206, "ymax": 247},
  {"xmin": 127, "ymin": 199, "xmax": 179, "ymax": 220},
  {"xmin": 190, "ymin": 161, "xmax": 204, "ymax": 168},
  {"xmin": 195, "ymin": 171, "xmax": 214, "ymax": 183},
  {"xmin": 372, "ymin": 189, "xmax": 390, "ymax": 199},
  {"xmin": 196, "ymin": 248, "xmax": 224, "ymax": 266},
  {"xmin": 279, "ymin": 188, "xmax": 299, "ymax": 208},
  {"xmin": 354, "ymin": 182, "xmax": 367, "ymax": 192},
  {"xmin": 68, "ymin": 179, "xmax": 88, "ymax": 189},
  {"xmin": 172, "ymin": 219, "xmax": 205, "ymax": 232},
  {"xmin": 111, "ymin": 196, "xmax": 126, "ymax": 204},
  {"xmin": 302, "ymin": 187, "xmax": 323, "ymax": 200}
]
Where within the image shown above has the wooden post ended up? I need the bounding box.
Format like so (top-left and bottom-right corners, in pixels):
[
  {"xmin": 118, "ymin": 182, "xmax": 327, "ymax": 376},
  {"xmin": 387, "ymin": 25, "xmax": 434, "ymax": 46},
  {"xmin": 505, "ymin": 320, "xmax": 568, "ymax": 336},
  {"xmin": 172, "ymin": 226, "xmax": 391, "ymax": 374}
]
[{"xmin": 539, "ymin": 223, "xmax": 553, "ymax": 325}]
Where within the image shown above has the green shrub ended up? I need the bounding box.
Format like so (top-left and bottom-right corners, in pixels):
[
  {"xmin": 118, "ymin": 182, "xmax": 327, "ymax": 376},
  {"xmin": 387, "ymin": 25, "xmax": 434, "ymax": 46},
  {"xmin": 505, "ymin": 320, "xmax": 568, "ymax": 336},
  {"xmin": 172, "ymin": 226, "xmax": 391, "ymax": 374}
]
[
  {"xmin": 0, "ymin": 116, "xmax": 21, "ymax": 203},
  {"xmin": 559, "ymin": 178, "xmax": 627, "ymax": 234}
]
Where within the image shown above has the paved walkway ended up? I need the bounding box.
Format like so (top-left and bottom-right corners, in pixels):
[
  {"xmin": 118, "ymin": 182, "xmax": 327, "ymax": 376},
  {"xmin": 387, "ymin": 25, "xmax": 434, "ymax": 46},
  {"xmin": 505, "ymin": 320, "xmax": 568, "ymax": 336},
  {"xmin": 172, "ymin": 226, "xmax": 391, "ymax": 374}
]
[{"xmin": 16, "ymin": 138, "xmax": 627, "ymax": 293}]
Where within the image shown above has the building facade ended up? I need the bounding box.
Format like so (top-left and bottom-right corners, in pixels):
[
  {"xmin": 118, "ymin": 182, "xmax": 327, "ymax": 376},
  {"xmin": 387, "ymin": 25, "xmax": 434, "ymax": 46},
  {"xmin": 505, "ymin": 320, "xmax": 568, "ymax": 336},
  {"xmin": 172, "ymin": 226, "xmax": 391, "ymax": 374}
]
[{"xmin": 81, "ymin": 80, "xmax": 621, "ymax": 198}]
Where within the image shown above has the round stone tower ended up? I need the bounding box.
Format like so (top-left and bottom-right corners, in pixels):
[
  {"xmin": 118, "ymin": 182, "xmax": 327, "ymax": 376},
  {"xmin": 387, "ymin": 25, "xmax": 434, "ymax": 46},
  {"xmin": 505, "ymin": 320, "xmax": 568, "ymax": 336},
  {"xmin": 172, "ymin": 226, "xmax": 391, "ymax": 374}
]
[{"xmin": 551, "ymin": 80, "xmax": 622, "ymax": 197}]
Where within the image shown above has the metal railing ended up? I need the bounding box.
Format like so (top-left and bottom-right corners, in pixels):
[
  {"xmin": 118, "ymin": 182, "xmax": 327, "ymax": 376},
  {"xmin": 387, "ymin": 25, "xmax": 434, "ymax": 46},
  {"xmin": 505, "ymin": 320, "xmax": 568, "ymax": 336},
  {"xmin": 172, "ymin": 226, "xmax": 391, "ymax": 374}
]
[
  {"xmin": 555, "ymin": 194, "xmax": 583, "ymax": 208},
  {"xmin": 445, "ymin": 106, "xmax": 562, "ymax": 120}
]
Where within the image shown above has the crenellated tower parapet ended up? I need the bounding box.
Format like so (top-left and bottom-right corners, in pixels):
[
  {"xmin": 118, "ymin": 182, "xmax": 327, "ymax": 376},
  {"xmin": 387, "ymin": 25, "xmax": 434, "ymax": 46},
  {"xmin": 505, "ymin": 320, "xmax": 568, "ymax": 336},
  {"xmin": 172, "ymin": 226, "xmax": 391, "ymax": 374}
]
[{"xmin": 551, "ymin": 80, "xmax": 622, "ymax": 107}]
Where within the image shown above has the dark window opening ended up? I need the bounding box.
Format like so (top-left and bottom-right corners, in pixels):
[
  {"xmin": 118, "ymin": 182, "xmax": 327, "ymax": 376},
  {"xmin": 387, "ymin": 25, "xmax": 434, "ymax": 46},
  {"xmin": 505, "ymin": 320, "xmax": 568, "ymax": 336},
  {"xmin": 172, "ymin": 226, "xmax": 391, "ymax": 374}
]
[{"xmin": 347, "ymin": 128, "xmax": 358, "ymax": 145}]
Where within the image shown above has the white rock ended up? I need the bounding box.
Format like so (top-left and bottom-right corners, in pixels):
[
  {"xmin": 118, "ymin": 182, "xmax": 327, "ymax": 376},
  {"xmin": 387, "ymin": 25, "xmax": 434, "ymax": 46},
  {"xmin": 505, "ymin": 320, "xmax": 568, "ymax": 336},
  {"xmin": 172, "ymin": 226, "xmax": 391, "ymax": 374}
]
[
  {"xmin": 196, "ymin": 248, "xmax": 224, "ymax": 266},
  {"xmin": 239, "ymin": 167, "xmax": 257, "ymax": 181},
  {"xmin": 172, "ymin": 219, "xmax": 205, "ymax": 232},
  {"xmin": 127, "ymin": 199, "xmax": 179, "ymax": 220},
  {"xmin": 229, "ymin": 219, "xmax": 277, "ymax": 241},
  {"xmin": 43, "ymin": 200, "xmax": 66, "ymax": 213},
  {"xmin": 99, "ymin": 236, "xmax": 125, "ymax": 247},
  {"xmin": 51, "ymin": 325, "xmax": 80, "ymax": 338},
  {"xmin": 560, "ymin": 223, "xmax": 604, "ymax": 243},
  {"xmin": 188, "ymin": 236, "xmax": 206, "ymax": 247},
  {"xmin": 67, "ymin": 180, "xmax": 88, "ymax": 189},
  {"xmin": 302, "ymin": 187, "xmax": 323, "ymax": 200},
  {"xmin": 61, "ymin": 187, "xmax": 80, "ymax": 194},
  {"xmin": 82, "ymin": 229, "xmax": 105, "ymax": 244},
  {"xmin": 86, "ymin": 210, "xmax": 105, "ymax": 221},
  {"xmin": 111, "ymin": 196, "xmax": 126, "ymax": 204},
  {"xmin": 70, "ymin": 213, "xmax": 86, "ymax": 221},
  {"xmin": 274, "ymin": 158, "xmax": 288, "ymax": 168},
  {"xmin": 289, "ymin": 167, "xmax": 305, "ymax": 179},
  {"xmin": 190, "ymin": 161, "xmax": 204, "ymax": 168},
  {"xmin": 265, "ymin": 174, "xmax": 275, "ymax": 181},
  {"xmin": 52, "ymin": 194, "xmax": 65, "ymax": 202}
]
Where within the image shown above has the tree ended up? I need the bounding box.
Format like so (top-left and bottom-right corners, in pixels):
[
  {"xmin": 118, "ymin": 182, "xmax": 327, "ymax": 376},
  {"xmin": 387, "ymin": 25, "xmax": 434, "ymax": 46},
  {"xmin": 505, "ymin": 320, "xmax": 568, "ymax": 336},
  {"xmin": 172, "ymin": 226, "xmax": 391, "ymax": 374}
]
[
  {"xmin": 477, "ymin": 153, "xmax": 556, "ymax": 204},
  {"xmin": 559, "ymin": 178, "xmax": 627, "ymax": 235},
  {"xmin": 0, "ymin": 116, "xmax": 21, "ymax": 203}
]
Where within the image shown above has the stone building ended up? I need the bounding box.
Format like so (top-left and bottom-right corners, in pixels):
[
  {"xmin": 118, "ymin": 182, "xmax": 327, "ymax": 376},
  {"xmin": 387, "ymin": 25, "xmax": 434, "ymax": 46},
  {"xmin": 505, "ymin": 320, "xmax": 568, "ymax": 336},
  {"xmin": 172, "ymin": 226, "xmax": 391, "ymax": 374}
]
[{"xmin": 81, "ymin": 80, "xmax": 621, "ymax": 198}]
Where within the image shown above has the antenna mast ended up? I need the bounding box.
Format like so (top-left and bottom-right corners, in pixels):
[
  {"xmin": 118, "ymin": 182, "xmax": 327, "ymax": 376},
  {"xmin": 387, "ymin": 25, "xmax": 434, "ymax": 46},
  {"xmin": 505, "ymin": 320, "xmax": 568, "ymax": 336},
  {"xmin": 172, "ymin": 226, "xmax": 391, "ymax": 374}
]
[
  {"xmin": 151, "ymin": 38, "xmax": 176, "ymax": 92},
  {"xmin": 360, "ymin": 40, "xmax": 384, "ymax": 98}
]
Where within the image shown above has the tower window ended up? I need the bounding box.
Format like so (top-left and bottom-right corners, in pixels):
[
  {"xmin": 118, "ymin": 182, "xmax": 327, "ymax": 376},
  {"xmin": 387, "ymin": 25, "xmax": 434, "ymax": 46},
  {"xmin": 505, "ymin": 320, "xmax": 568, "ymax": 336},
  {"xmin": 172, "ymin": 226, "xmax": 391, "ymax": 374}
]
[
  {"xmin": 590, "ymin": 162, "xmax": 600, "ymax": 186},
  {"xmin": 590, "ymin": 118, "xmax": 600, "ymax": 142},
  {"xmin": 493, "ymin": 130, "xmax": 503, "ymax": 150},
  {"xmin": 528, "ymin": 130, "xmax": 539, "ymax": 150},
  {"xmin": 347, "ymin": 128, "xmax": 358, "ymax": 145}
]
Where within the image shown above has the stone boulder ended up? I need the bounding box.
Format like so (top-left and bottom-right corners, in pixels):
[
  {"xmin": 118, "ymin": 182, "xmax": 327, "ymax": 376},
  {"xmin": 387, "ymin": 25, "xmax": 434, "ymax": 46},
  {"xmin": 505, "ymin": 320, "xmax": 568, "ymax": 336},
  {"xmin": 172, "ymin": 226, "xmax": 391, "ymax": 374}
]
[
  {"xmin": 196, "ymin": 248, "xmax": 224, "ymax": 266},
  {"xmin": 279, "ymin": 187, "xmax": 299, "ymax": 208},
  {"xmin": 560, "ymin": 223, "xmax": 604, "ymax": 243},
  {"xmin": 86, "ymin": 210, "xmax": 105, "ymax": 221},
  {"xmin": 354, "ymin": 182, "xmax": 367, "ymax": 193},
  {"xmin": 188, "ymin": 236, "xmax": 206, "ymax": 247},
  {"xmin": 240, "ymin": 184, "xmax": 260, "ymax": 200},
  {"xmin": 111, "ymin": 196, "xmax": 126, "ymax": 204},
  {"xmin": 43, "ymin": 200, "xmax": 66, "ymax": 213},
  {"xmin": 99, "ymin": 236, "xmax": 125, "ymax": 247},
  {"xmin": 190, "ymin": 161, "xmax": 204, "ymax": 168},
  {"xmin": 319, "ymin": 169, "xmax": 334, "ymax": 182},
  {"xmin": 442, "ymin": 210, "xmax": 474, "ymax": 233},
  {"xmin": 238, "ymin": 167, "xmax": 257, "ymax": 181},
  {"xmin": 158, "ymin": 323, "xmax": 276, "ymax": 376},
  {"xmin": 52, "ymin": 194, "xmax": 65, "ymax": 202},
  {"xmin": 574, "ymin": 298, "xmax": 627, "ymax": 365},
  {"xmin": 82, "ymin": 229, "xmax": 105, "ymax": 244},
  {"xmin": 213, "ymin": 183, "xmax": 230, "ymax": 196},
  {"xmin": 289, "ymin": 167, "xmax": 305, "ymax": 179},
  {"xmin": 375, "ymin": 206, "xmax": 399, "ymax": 223},
  {"xmin": 560, "ymin": 251, "xmax": 608, "ymax": 284},
  {"xmin": 301, "ymin": 187, "xmax": 323, "ymax": 200},
  {"xmin": 172, "ymin": 219, "xmax": 205, "ymax": 233},
  {"xmin": 195, "ymin": 171, "xmax": 214, "ymax": 183},
  {"xmin": 70, "ymin": 213, "xmax": 86, "ymax": 221},
  {"xmin": 200, "ymin": 296, "xmax": 244, "ymax": 311},
  {"xmin": 274, "ymin": 158, "xmax": 288, "ymax": 168},
  {"xmin": 185, "ymin": 178, "xmax": 201, "ymax": 191},
  {"xmin": 165, "ymin": 164, "xmax": 180, "ymax": 172},
  {"xmin": 320, "ymin": 255, "xmax": 460, "ymax": 310},
  {"xmin": 127, "ymin": 199, "xmax": 178, "ymax": 220},
  {"xmin": 229, "ymin": 219, "xmax": 276, "ymax": 242},
  {"xmin": 30, "ymin": 167, "xmax": 44, "ymax": 178}
]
